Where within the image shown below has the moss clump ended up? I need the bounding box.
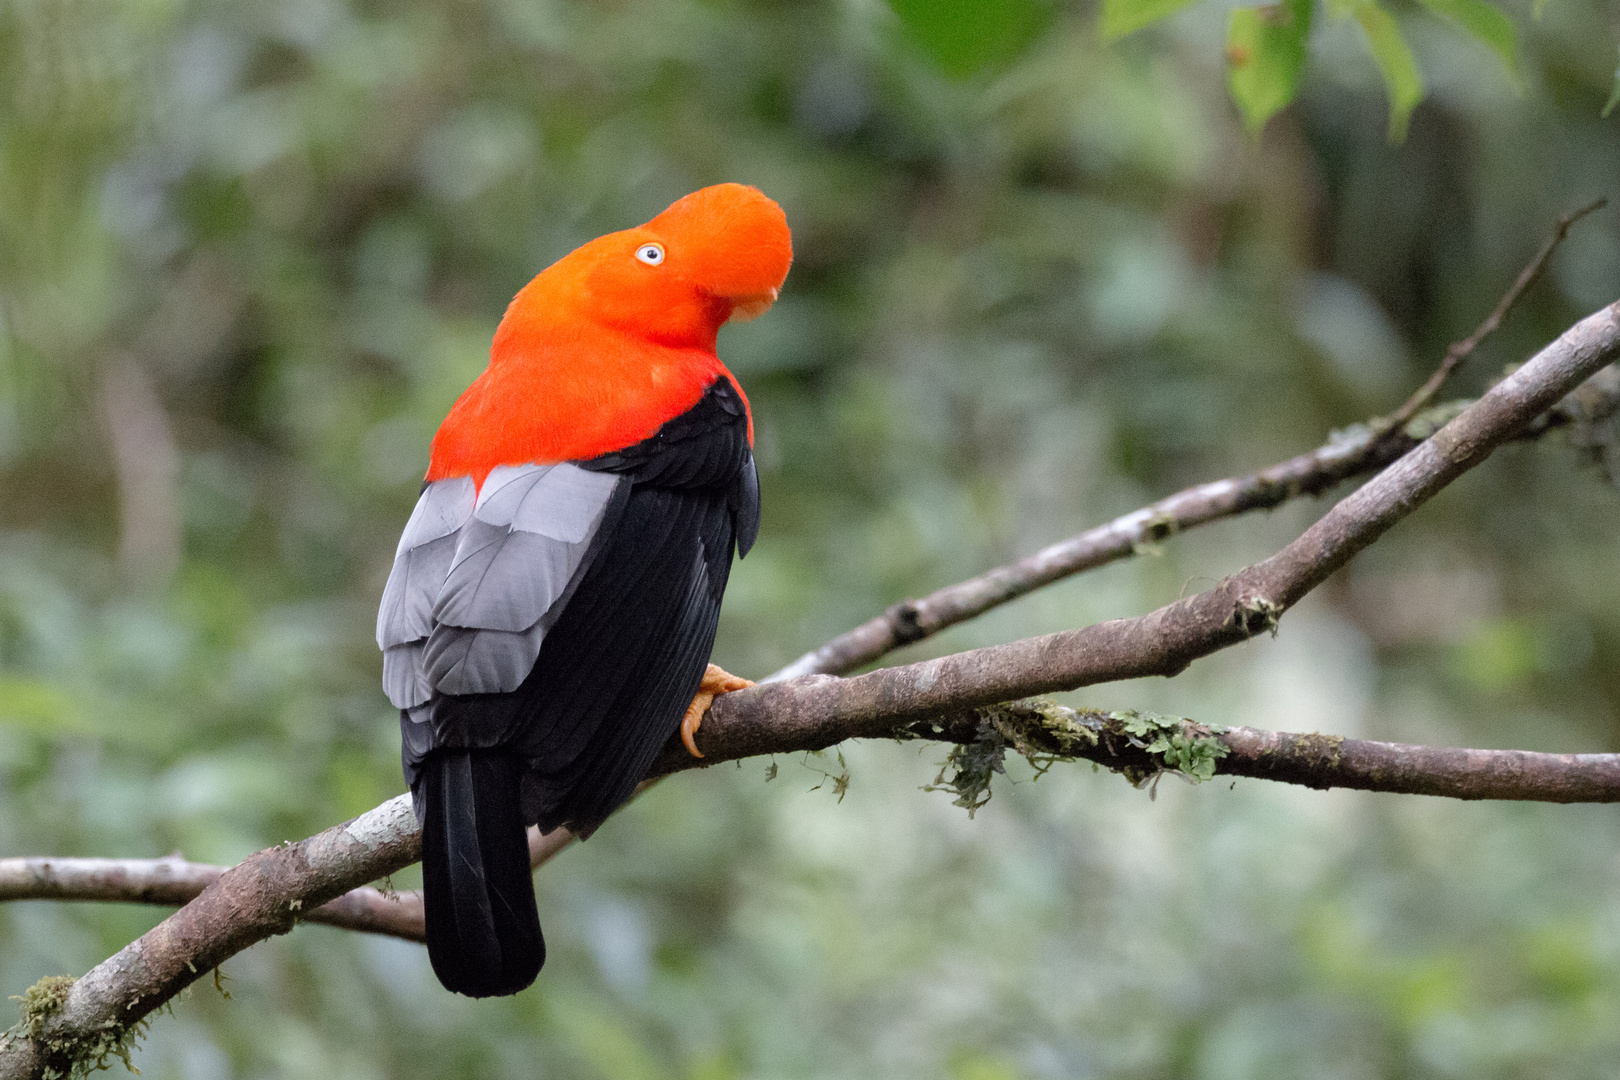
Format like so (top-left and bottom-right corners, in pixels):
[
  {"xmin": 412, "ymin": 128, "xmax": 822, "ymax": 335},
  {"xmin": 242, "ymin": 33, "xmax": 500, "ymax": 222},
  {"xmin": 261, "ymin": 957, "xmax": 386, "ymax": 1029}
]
[
  {"xmin": 1105, "ymin": 710, "xmax": 1230, "ymax": 787},
  {"xmin": 1229, "ymin": 597, "xmax": 1282, "ymax": 638},
  {"xmin": 923, "ymin": 723, "xmax": 1006, "ymax": 816},
  {"xmin": 4, "ymin": 974, "xmax": 149, "ymax": 1078},
  {"xmin": 922, "ymin": 699, "xmax": 1231, "ymax": 813},
  {"xmin": 10, "ymin": 976, "xmax": 74, "ymax": 1042}
]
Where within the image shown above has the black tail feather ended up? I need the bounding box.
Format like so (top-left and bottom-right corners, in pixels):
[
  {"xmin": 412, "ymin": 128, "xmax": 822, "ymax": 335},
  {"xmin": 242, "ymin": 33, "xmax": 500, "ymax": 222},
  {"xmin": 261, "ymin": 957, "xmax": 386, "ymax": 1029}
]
[{"xmin": 421, "ymin": 751, "xmax": 545, "ymax": 997}]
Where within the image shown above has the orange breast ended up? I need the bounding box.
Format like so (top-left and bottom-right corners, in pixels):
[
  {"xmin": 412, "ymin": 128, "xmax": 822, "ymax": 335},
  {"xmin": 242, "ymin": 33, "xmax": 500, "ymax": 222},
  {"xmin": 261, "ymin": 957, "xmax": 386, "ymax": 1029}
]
[{"xmin": 425, "ymin": 325, "xmax": 738, "ymax": 488}]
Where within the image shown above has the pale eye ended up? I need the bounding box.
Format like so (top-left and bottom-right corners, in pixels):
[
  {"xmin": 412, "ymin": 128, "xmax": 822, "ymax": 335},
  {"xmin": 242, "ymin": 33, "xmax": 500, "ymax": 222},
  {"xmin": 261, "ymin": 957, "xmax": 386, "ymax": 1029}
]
[{"xmin": 634, "ymin": 243, "xmax": 665, "ymax": 266}]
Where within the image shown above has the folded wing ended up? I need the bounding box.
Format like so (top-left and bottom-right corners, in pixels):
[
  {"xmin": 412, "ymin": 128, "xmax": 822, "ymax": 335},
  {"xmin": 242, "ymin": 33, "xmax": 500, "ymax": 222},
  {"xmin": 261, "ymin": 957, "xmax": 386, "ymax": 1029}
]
[{"xmin": 376, "ymin": 464, "xmax": 627, "ymax": 709}]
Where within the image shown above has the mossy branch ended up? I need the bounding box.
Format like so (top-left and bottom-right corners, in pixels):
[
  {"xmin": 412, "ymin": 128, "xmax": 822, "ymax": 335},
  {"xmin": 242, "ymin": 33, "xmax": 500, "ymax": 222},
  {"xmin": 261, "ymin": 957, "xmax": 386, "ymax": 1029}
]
[
  {"xmin": 917, "ymin": 701, "xmax": 1230, "ymax": 814},
  {"xmin": 910, "ymin": 698, "xmax": 1620, "ymax": 808},
  {"xmin": 1, "ymin": 976, "xmax": 146, "ymax": 1080}
]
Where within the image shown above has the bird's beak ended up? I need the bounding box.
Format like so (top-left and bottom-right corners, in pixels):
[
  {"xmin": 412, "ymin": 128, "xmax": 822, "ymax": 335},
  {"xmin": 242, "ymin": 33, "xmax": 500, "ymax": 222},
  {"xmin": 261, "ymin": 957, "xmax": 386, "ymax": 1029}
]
[{"xmin": 725, "ymin": 287, "xmax": 779, "ymax": 324}]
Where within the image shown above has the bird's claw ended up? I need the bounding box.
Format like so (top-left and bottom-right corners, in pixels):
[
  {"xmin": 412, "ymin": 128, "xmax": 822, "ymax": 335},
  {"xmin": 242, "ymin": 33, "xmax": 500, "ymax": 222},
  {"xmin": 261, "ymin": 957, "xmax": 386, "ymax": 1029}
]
[{"xmin": 680, "ymin": 664, "xmax": 755, "ymax": 758}]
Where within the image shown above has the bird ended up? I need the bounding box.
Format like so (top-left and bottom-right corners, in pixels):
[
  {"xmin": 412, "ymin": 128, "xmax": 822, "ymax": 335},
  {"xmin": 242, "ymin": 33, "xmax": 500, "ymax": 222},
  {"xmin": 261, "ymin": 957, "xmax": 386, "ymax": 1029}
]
[{"xmin": 375, "ymin": 183, "xmax": 790, "ymax": 997}]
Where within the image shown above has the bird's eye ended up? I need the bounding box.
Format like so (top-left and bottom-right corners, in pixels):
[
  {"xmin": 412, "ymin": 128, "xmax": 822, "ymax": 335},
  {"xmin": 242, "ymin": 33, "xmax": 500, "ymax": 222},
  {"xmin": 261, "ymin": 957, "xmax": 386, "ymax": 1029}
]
[{"xmin": 635, "ymin": 243, "xmax": 665, "ymax": 266}]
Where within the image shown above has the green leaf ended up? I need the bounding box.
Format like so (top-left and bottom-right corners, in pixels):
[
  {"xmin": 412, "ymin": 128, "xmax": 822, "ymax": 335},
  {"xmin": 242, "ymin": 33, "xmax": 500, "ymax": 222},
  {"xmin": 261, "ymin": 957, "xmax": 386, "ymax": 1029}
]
[
  {"xmin": 1226, "ymin": 0, "xmax": 1314, "ymax": 133},
  {"xmin": 1414, "ymin": 0, "xmax": 1519, "ymax": 83},
  {"xmin": 1100, "ymin": 0, "xmax": 1198, "ymax": 42},
  {"xmin": 1342, "ymin": 0, "xmax": 1424, "ymax": 141},
  {"xmin": 889, "ymin": 0, "xmax": 1056, "ymax": 78}
]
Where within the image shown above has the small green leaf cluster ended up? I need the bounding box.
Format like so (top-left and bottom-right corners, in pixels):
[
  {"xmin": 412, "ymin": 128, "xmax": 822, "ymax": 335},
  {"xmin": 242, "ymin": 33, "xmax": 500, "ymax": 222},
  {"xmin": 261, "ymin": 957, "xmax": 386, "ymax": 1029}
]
[
  {"xmin": 1090, "ymin": 0, "xmax": 1551, "ymax": 140},
  {"xmin": 1117, "ymin": 712, "xmax": 1231, "ymax": 784}
]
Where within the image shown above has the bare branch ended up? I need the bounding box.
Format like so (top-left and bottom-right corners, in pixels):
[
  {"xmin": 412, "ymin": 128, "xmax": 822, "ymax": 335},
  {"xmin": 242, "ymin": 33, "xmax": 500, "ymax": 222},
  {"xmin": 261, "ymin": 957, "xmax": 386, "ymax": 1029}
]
[
  {"xmin": 3, "ymin": 301, "xmax": 1617, "ymax": 1080},
  {"xmin": 0, "ymin": 827, "xmax": 578, "ymax": 948},
  {"xmin": 770, "ymin": 203, "xmax": 1611, "ymax": 683},
  {"xmin": 0, "ymin": 855, "xmax": 223, "ymax": 909},
  {"xmin": 1214, "ymin": 728, "xmax": 1620, "ymax": 801},
  {"xmin": 684, "ymin": 301, "xmax": 1620, "ymax": 768},
  {"xmin": 0, "ymin": 854, "xmax": 423, "ymax": 942},
  {"xmin": 1384, "ymin": 197, "xmax": 1608, "ymax": 431},
  {"xmin": 769, "ymin": 366, "xmax": 1620, "ymax": 682}
]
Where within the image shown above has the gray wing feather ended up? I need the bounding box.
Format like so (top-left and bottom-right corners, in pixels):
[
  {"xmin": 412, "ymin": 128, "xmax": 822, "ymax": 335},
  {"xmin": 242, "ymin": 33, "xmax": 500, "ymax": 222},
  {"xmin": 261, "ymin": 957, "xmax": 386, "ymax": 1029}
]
[
  {"xmin": 395, "ymin": 475, "xmax": 476, "ymax": 556},
  {"xmin": 377, "ymin": 476, "xmax": 475, "ymax": 651},
  {"xmin": 471, "ymin": 464, "xmax": 554, "ymax": 527},
  {"xmin": 377, "ymin": 464, "xmax": 622, "ymax": 708},
  {"xmin": 422, "ymin": 622, "xmax": 549, "ymax": 698},
  {"xmin": 505, "ymin": 465, "xmax": 621, "ymax": 541},
  {"xmin": 383, "ymin": 641, "xmax": 431, "ymax": 708},
  {"xmin": 432, "ymin": 522, "xmax": 582, "ymax": 633},
  {"xmin": 377, "ymin": 532, "xmax": 460, "ymax": 648}
]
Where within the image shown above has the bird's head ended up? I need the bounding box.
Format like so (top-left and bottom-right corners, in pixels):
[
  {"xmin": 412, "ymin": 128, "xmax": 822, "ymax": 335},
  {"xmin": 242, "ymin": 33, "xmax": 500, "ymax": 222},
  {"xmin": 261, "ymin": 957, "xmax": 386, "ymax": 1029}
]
[
  {"xmin": 512, "ymin": 183, "xmax": 792, "ymax": 351},
  {"xmin": 436, "ymin": 185, "xmax": 788, "ymax": 479}
]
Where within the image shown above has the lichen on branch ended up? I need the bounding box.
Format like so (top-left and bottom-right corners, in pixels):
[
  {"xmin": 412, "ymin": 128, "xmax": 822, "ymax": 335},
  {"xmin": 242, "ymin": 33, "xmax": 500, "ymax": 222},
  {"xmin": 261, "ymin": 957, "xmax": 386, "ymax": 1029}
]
[
  {"xmin": 916, "ymin": 700, "xmax": 1231, "ymax": 814},
  {"xmin": 2, "ymin": 975, "xmax": 146, "ymax": 1080}
]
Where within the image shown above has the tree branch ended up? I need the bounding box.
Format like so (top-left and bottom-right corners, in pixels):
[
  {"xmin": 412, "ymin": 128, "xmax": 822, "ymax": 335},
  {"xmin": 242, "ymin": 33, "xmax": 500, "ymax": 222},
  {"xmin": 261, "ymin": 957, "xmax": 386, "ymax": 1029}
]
[
  {"xmin": 770, "ymin": 203, "xmax": 1612, "ymax": 682},
  {"xmin": 703, "ymin": 301, "xmax": 1620, "ymax": 767},
  {"xmin": 766, "ymin": 373, "xmax": 1620, "ymax": 682},
  {"xmin": 4, "ymin": 299, "xmax": 1617, "ymax": 1079},
  {"xmin": 0, "ymin": 796, "xmax": 422, "ymax": 1078},
  {"xmin": 909, "ymin": 700, "xmax": 1620, "ymax": 804},
  {"xmin": 0, "ymin": 827, "xmax": 579, "ymax": 947},
  {"xmin": 1382, "ymin": 197, "xmax": 1607, "ymax": 431},
  {"xmin": 0, "ymin": 853, "xmax": 429, "ymax": 942}
]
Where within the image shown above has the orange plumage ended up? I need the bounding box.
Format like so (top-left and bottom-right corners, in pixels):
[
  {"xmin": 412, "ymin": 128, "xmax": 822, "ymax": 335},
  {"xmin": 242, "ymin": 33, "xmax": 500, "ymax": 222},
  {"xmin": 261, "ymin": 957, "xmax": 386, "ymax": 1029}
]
[{"xmin": 426, "ymin": 183, "xmax": 789, "ymax": 486}]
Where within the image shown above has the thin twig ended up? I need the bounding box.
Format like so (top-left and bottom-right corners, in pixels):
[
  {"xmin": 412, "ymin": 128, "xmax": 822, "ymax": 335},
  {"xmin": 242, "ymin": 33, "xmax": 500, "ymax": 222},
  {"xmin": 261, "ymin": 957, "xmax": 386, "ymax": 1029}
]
[
  {"xmin": 1383, "ymin": 197, "xmax": 1608, "ymax": 431},
  {"xmin": 0, "ymin": 826, "xmax": 576, "ymax": 945}
]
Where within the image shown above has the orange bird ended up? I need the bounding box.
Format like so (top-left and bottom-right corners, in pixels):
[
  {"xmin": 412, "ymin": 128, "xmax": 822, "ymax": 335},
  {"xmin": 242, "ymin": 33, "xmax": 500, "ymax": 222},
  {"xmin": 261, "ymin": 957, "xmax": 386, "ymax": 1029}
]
[{"xmin": 377, "ymin": 184, "xmax": 790, "ymax": 996}]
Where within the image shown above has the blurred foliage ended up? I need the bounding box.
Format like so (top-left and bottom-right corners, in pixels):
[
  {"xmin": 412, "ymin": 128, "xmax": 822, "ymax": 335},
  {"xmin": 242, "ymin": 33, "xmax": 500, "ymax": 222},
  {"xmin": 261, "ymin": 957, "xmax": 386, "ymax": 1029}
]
[
  {"xmin": 1109, "ymin": 0, "xmax": 1532, "ymax": 138},
  {"xmin": 3, "ymin": 0, "xmax": 1620, "ymax": 1076}
]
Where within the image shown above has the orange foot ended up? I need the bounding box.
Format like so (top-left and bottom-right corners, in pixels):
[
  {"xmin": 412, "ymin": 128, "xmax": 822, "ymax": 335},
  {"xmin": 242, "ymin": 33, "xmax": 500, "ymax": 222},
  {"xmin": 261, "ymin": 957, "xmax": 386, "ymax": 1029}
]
[{"xmin": 680, "ymin": 664, "xmax": 754, "ymax": 758}]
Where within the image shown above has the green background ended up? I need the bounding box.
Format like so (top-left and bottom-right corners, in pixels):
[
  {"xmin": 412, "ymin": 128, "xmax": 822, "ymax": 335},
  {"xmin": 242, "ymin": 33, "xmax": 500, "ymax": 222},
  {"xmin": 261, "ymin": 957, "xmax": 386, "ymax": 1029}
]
[{"xmin": 3, "ymin": 0, "xmax": 1620, "ymax": 1076}]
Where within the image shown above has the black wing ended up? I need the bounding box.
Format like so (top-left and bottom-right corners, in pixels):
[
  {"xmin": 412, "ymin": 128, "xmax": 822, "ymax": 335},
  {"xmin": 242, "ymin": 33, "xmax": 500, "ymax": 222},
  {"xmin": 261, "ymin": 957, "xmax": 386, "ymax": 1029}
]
[{"xmin": 402, "ymin": 375, "xmax": 758, "ymax": 837}]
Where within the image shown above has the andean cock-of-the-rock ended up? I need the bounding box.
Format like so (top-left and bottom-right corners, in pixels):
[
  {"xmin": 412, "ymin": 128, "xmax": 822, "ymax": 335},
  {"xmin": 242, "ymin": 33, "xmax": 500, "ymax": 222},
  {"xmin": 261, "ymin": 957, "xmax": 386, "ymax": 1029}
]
[{"xmin": 376, "ymin": 184, "xmax": 791, "ymax": 997}]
